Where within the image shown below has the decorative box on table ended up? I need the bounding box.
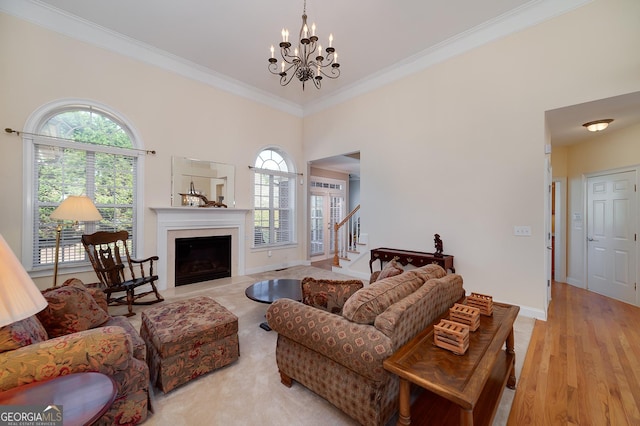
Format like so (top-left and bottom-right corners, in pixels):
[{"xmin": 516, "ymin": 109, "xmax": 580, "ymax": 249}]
[
  {"xmin": 449, "ymin": 303, "xmax": 480, "ymax": 331},
  {"xmin": 466, "ymin": 292, "xmax": 493, "ymax": 316},
  {"xmin": 434, "ymin": 319, "xmax": 469, "ymax": 355}
]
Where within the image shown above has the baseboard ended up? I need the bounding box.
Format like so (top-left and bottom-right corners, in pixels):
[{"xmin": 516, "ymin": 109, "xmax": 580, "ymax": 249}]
[
  {"xmin": 566, "ymin": 277, "xmax": 584, "ymax": 288},
  {"xmin": 244, "ymin": 260, "xmax": 309, "ymax": 275},
  {"xmin": 517, "ymin": 305, "xmax": 547, "ymax": 321}
]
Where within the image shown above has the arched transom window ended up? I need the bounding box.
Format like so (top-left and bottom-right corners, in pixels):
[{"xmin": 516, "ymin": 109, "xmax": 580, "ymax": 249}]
[
  {"xmin": 253, "ymin": 148, "xmax": 296, "ymax": 247},
  {"xmin": 26, "ymin": 104, "xmax": 141, "ymax": 271}
]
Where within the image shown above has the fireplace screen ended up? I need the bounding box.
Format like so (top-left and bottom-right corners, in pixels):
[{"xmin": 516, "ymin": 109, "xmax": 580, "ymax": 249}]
[{"xmin": 175, "ymin": 235, "xmax": 231, "ymax": 286}]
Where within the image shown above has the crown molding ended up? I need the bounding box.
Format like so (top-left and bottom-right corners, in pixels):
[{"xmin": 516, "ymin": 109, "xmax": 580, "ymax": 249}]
[
  {"xmin": 1, "ymin": 0, "xmax": 591, "ymax": 118},
  {"xmin": 0, "ymin": 0, "xmax": 304, "ymax": 117},
  {"xmin": 303, "ymin": 0, "xmax": 593, "ymax": 116}
]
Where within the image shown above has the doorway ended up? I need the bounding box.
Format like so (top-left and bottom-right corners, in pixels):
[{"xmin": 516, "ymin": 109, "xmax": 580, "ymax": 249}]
[
  {"xmin": 310, "ymin": 177, "xmax": 346, "ymax": 260},
  {"xmin": 586, "ymin": 169, "xmax": 638, "ymax": 304}
]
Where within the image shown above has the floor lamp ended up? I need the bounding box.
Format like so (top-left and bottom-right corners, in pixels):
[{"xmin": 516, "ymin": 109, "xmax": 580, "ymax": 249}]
[
  {"xmin": 50, "ymin": 195, "xmax": 103, "ymax": 287},
  {"xmin": 0, "ymin": 234, "xmax": 48, "ymax": 327}
]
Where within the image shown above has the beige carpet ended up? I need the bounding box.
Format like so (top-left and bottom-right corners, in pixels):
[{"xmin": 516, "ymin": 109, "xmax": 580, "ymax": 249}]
[{"xmin": 115, "ymin": 266, "xmax": 534, "ymax": 426}]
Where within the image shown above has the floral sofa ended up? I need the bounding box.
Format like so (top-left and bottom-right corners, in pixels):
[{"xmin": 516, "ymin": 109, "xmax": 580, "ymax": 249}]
[
  {"xmin": 266, "ymin": 264, "xmax": 465, "ymax": 426},
  {"xmin": 0, "ymin": 279, "xmax": 149, "ymax": 425}
]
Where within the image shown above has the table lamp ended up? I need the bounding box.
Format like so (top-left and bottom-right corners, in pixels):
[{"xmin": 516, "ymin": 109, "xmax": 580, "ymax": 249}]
[
  {"xmin": 0, "ymin": 234, "xmax": 48, "ymax": 327},
  {"xmin": 50, "ymin": 195, "xmax": 103, "ymax": 287}
]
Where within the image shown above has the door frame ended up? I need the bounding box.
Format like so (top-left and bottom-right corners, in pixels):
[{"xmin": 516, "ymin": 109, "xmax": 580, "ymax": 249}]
[
  {"xmin": 553, "ymin": 177, "xmax": 567, "ymax": 283},
  {"xmin": 582, "ymin": 165, "xmax": 639, "ymax": 306},
  {"xmin": 308, "ymin": 176, "xmax": 347, "ymax": 260}
]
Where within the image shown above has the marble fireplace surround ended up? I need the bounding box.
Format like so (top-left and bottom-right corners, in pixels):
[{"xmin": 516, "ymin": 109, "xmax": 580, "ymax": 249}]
[{"xmin": 151, "ymin": 207, "xmax": 250, "ymax": 290}]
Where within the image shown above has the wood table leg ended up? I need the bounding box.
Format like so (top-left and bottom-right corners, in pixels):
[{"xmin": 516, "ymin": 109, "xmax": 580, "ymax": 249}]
[
  {"xmin": 396, "ymin": 378, "xmax": 411, "ymax": 426},
  {"xmin": 460, "ymin": 407, "xmax": 474, "ymax": 426},
  {"xmin": 506, "ymin": 326, "xmax": 517, "ymax": 389}
]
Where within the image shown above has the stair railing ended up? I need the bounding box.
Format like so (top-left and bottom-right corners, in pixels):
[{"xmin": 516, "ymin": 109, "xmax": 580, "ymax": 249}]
[{"xmin": 333, "ymin": 204, "xmax": 361, "ymax": 267}]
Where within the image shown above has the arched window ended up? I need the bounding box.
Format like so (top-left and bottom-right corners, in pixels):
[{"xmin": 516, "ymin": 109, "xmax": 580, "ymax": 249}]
[
  {"xmin": 24, "ymin": 103, "xmax": 142, "ymax": 272},
  {"xmin": 253, "ymin": 148, "xmax": 296, "ymax": 247}
]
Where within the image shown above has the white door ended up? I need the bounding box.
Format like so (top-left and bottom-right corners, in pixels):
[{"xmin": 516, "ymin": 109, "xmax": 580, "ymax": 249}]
[
  {"xmin": 310, "ymin": 194, "xmax": 326, "ymax": 257},
  {"xmin": 309, "ymin": 177, "xmax": 346, "ymax": 259},
  {"xmin": 587, "ymin": 170, "xmax": 637, "ymax": 304}
]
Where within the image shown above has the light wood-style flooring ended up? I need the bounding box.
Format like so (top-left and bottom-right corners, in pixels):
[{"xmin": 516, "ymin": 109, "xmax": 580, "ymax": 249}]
[{"xmin": 508, "ymin": 281, "xmax": 640, "ymax": 425}]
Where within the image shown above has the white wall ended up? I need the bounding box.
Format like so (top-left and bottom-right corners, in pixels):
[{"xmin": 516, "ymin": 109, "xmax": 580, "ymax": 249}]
[
  {"xmin": 303, "ymin": 0, "xmax": 640, "ymax": 318},
  {"xmin": 0, "ymin": 13, "xmax": 304, "ymax": 288}
]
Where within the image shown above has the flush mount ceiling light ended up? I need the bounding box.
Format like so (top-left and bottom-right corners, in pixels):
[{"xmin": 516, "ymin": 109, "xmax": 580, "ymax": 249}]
[
  {"xmin": 268, "ymin": 0, "xmax": 340, "ymax": 90},
  {"xmin": 582, "ymin": 119, "xmax": 614, "ymax": 132}
]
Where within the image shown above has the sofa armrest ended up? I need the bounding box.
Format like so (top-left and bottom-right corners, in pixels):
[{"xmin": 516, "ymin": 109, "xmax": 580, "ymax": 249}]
[
  {"xmin": 266, "ymin": 299, "xmax": 393, "ymax": 381},
  {"xmin": 0, "ymin": 326, "xmax": 133, "ymax": 392}
]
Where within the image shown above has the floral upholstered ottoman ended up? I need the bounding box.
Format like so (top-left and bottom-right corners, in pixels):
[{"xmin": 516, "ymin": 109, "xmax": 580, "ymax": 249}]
[{"xmin": 140, "ymin": 296, "xmax": 239, "ymax": 393}]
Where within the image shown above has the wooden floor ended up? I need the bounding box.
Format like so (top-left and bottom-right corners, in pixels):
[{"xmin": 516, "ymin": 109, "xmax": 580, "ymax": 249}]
[
  {"xmin": 508, "ymin": 282, "xmax": 640, "ymax": 425},
  {"xmin": 311, "ymin": 257, "xmax": 334, "ymax": 270}
]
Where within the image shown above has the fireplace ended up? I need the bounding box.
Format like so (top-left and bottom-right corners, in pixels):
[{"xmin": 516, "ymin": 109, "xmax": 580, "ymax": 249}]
[
  {"xmin": 152, "ymin": 207, "xmax": 249, "ymax": 290},
  {"xmin": 175, "ymin": 235, "xmax": 231, "ymax": 286}
]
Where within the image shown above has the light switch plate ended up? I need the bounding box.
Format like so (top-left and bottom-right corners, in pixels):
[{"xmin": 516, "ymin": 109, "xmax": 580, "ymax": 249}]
[{"xmin": 514, "ymin": 226, "xmax": 532, "ymax": 236}]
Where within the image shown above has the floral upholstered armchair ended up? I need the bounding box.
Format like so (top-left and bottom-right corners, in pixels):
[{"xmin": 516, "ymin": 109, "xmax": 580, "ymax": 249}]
[{"xmin": 0, "ymin": 279, "xmax": 149, "ymax": 425}]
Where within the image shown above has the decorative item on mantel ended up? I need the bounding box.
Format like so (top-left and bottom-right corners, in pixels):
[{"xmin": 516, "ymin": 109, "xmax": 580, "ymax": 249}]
[
  {"xmin": 433, "ymin": 233, "xmax": 444, "ymax": 257},
  {"xmin": 179, "ymin": 181, "xmax": 227, "ymax": 208},
  {"xmin": 180, "ymin": 181, "xmax": 202, "ymax": 207}
]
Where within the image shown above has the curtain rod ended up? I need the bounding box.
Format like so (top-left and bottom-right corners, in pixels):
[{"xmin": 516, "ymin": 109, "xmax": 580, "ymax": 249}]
[
  {"xmin": 248, "ymin": 165, "xmax": 303, "ymax": 176},
  {"xmin": 4, "ymin": 128, "xmax": 156, "ymax": 155}
]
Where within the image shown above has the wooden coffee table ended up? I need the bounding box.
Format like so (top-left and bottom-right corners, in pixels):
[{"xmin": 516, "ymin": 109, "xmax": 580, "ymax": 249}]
[
  {"xmin": 0, "ymin": 372, "xmax": 117, "ymax": 426},
  {"xmin": 383, "ymin": 301, "xmax": 519, "ymax": 426},
  {"xmin": 245, "ymin": 278, "xmax": 302, "ymax": 330}
]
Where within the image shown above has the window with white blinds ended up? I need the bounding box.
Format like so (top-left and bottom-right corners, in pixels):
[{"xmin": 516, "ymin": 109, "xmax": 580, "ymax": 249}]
[
  {"xmin": 253, "ymin": 148, "xmax": 296, "ymax": 247},
  {"xmin": 28, "ymin": 106, "xmax": 139, "ymax": 270}
]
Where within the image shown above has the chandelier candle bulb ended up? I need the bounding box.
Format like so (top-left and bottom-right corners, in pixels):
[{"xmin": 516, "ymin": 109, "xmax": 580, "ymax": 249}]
[
  {"xmin": 329, "ymin": 33, "xmax": 333, "ymax": 47},
  {"xmin": 270, "ymin": 45, "xmax": 274, "ymax": 58},
  {"xmin": 312, "ymin": 23, "xmax": 316, "ymax": 36}
]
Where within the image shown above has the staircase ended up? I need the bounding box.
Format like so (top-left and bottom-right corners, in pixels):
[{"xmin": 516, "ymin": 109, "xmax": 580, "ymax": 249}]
[{"xmin": 332, "ymin": 205, "xmax": 370, "ymax": 278}]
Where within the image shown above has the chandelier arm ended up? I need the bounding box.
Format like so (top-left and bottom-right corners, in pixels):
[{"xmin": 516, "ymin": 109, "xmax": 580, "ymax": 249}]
[{"xmin": 318, "ymin": 66, "xmax": 340, "ymax": 79}]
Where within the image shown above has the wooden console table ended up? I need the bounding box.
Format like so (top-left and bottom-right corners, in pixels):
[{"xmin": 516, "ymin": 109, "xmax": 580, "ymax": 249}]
[
  {"xmin": 383, "ymin": 302, "xmax": 519, "ymax": 426},
  {"xmin": 369, "ymin": 247, "xmax": 454, "ymax": 273}
]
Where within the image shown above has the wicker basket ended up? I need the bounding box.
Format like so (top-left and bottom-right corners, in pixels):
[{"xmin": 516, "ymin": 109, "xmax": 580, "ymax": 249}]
[{"xmin": 434, "ymin": 319, "xmax": 469, "ymax": 355}]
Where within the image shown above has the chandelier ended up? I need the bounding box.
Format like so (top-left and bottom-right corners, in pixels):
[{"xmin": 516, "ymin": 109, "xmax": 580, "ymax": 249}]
[{"xmin": 268, "ymin": 0, "xmax": 340, "ymax": 90}]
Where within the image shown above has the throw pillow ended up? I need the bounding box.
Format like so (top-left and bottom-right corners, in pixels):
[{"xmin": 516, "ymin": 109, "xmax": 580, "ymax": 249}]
[
  {"xmin": 375, "ymin": 258, "xmax": 404, "ymax": 282},
  {"xmin": 342, "ymin": 272, "xmax": 424, "ymax": 324},
  {"xmin": 301, "ymin": 277, "xmax": 364, "ymax": 315},
  {"xmin": 0, "ymin": 316, "xmax": 48, "ymax": 354},
  {"xmin": 37, "ymin": 285, "xmax": 110, "ymax": 338},
  {"xmin": 62, "ymin": 278, "xmax": 109, "ymax": 313}
]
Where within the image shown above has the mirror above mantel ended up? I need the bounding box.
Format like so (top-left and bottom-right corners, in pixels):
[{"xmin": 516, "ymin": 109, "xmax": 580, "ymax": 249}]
[{"xmin": 171, "ymin": 156, "xmax": 235, "ymax": 208}]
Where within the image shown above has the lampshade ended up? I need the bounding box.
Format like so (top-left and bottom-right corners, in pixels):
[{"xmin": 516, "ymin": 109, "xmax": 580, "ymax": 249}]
[
  {"xmin": 51, "ymin": 195, "xmax": 103, "ymax": 222},
  {"xmin": 0, "ymin": 234, "xmax": 48, "ymax": 327}
]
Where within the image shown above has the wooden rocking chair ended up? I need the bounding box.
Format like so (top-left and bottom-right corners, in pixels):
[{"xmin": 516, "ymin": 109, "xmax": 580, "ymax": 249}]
[{"xmin": 82, "ymin": 230, "xmax": 164, "ymax": 316}]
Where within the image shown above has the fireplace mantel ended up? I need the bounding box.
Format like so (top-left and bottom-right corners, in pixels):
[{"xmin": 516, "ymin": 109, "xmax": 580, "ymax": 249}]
[{"xmin": 151, "ymin": 207, "xmax": 250, "ymax": 290}]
